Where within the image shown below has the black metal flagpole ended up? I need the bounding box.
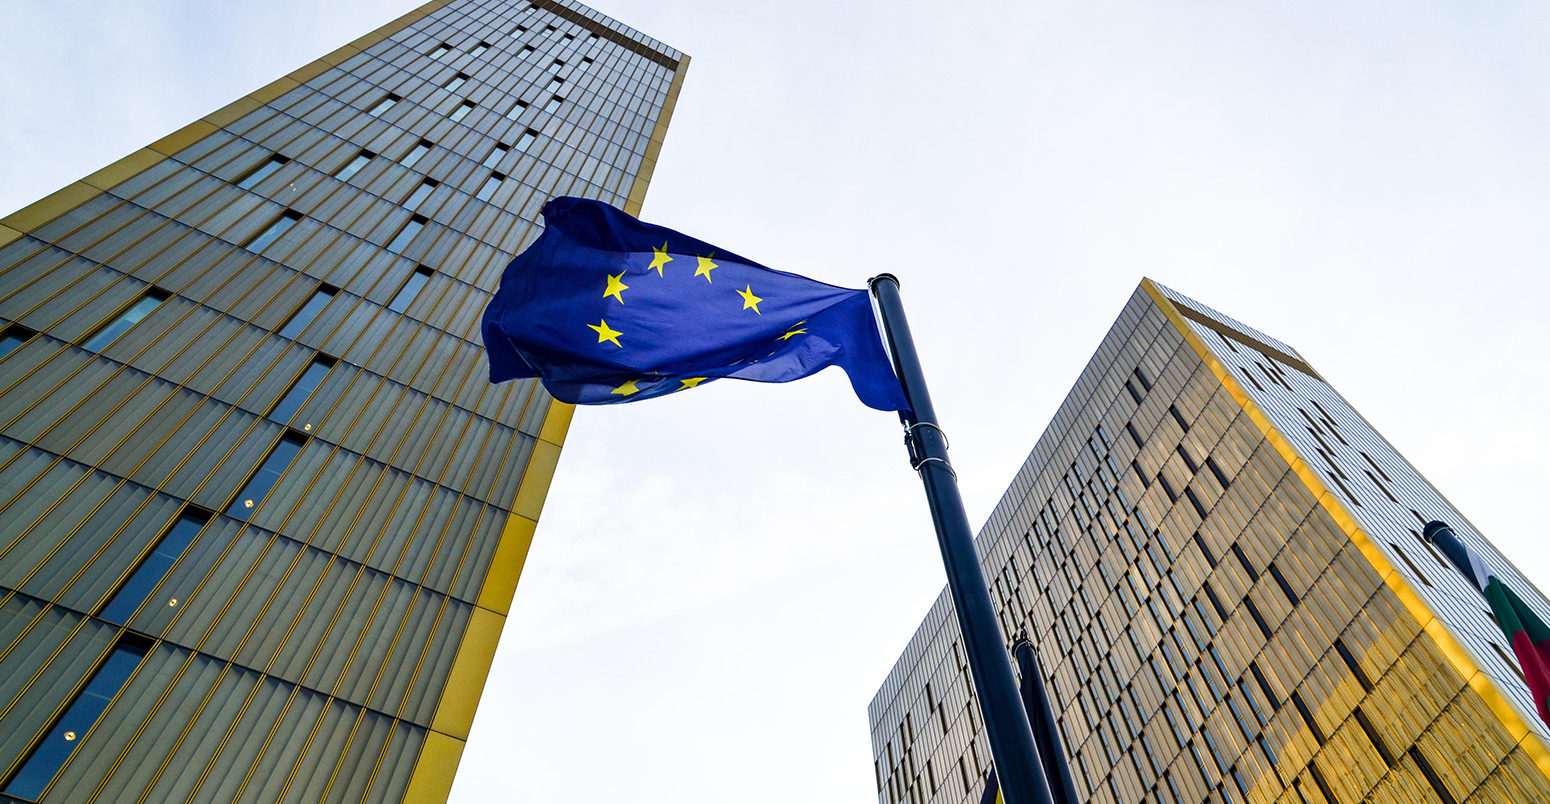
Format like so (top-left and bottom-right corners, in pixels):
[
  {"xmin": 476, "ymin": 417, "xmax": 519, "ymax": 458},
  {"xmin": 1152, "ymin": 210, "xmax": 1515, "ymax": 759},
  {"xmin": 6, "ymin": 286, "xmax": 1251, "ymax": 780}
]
[
  {"xmin": 1013, "ymin": 634, "xmax": 1081, "ymax": 804},
  {"xmin": 868, "ymin": 274, "xmax": 1055, "ymax": 804}
]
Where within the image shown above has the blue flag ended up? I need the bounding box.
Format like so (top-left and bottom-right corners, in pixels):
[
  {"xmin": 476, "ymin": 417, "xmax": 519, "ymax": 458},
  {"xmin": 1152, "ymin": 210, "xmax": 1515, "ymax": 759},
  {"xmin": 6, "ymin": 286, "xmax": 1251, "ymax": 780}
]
[{"xmin": 482, "ymin": 197, "xmax": 908, "ymax": 411}]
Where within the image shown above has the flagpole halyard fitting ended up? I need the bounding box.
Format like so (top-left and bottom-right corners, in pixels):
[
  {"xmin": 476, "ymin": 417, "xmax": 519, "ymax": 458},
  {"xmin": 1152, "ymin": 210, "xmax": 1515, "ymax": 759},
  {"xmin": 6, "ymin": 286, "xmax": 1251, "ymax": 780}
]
[{"xmin": 867, "ymin": 273, "xmax": 1056, "ymax": 804}]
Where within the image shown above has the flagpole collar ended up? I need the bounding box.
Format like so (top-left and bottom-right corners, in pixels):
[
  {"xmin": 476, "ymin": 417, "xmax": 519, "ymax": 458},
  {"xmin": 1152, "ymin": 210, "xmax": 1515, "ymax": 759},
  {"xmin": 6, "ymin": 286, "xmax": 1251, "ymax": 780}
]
[{"xmin": 868, "ymin": 273, "xmax": 900, "ymax": 292}]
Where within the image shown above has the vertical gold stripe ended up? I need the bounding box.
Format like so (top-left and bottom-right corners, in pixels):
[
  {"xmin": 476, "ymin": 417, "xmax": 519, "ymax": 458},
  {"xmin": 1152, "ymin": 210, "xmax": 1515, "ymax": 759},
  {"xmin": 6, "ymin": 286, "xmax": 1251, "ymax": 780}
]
[
  {"xmin": 624, "ymin": 55, "xmax": 690, "ymax": 216},
  {"xmin": 1140, "ymin": 277, "xmax": 1550, "ymax": 781}
]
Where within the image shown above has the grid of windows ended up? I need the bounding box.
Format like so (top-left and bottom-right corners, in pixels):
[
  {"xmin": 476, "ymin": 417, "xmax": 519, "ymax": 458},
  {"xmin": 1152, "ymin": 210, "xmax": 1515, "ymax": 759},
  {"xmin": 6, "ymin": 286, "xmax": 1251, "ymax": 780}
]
[
  {"xmin": 869, "ymin": 283, "xmax": 1550, "ymax": 804},
  {"xmin": 0, "ymin": 0, "xmax": 687, "ymax": 800}
]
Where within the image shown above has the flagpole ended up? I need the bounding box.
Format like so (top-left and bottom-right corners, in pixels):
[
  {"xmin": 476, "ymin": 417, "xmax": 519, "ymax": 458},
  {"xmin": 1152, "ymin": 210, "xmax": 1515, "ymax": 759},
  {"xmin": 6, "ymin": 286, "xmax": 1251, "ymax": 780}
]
[
  {"xmin": 868, "ymin": 274, "xmax": 1055, "ymax": 804},
  {"xmin": 1013, "ymin": 635, "xmax": 1081, "ymax": 804}
]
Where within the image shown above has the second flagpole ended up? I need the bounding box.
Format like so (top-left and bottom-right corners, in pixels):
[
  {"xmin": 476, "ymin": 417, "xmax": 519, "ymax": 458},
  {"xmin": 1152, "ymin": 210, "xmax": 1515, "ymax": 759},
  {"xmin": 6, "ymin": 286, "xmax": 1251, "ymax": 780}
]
[{"xmin": 868, "ymin": 274, "xmax": 1055, "ymax": 804}]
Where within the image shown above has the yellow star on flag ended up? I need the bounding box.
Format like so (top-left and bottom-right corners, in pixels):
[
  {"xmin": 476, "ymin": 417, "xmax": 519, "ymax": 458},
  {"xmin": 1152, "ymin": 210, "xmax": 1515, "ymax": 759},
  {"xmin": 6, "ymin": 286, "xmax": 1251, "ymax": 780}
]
[
  {"xmin": 647, "ymin": 243, "xmax": 672, "ymax": 276},
  {"xmin": 603, "ymin": 271, "xmax": 629, "ymax": 303},
  {"xmin": 737, "ymin": 285, "xmax": 763, "ymax": 314},
  {"xmin": 678, "ymin": 377, "xmax": 708, "ymax": 389},
  {"xmin": 695, "ymin": 255, "xmax": 717, "ymax": 283},
  {"xmin": 589, "ymin": 319, "xmax": 622, "ymax": 347},
  {"xmin": 611, "ymin": 379, "xmax": 640, "ymax": 396},
  {"xmin": 780, "ymin": 327, "xmax": 806, "ymax": 340}
]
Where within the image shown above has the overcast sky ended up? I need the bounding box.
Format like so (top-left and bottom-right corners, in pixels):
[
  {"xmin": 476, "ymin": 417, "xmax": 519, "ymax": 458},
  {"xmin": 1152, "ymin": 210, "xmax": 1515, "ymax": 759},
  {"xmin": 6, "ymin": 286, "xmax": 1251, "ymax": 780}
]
[{"xmin": 5, "ymin": 1, "xmax": 1550, "ymax": 802}]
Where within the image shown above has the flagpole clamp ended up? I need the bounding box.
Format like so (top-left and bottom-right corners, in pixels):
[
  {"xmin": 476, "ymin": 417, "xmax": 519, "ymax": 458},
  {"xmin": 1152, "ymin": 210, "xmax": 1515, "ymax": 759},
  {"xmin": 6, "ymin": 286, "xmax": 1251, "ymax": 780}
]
[{"xmin": 904, "ymin": 421, "xmax": 950, "ymax": 450}]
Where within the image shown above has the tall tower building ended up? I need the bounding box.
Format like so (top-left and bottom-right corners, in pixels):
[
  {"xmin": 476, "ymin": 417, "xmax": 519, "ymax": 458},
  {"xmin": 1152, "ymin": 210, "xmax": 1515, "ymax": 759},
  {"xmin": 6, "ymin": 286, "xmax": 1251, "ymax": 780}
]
[
  {"xmin": 0, "ymin": 1, "xmax": 685, "ymax": 801},
  {"xmin": 869, "ymin": 280, "xmax": 1550, "ymax": 804}
]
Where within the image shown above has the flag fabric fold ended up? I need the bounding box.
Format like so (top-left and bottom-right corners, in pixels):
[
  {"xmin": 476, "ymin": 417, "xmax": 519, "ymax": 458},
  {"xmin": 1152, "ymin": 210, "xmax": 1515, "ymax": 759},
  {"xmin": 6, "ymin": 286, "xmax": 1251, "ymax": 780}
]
[
  {"xmin": 1424, "ymin": 520, "xmax": 1550, "ymax": 729},
  {"xmin": 481, "ymin": 197, "xmax": 908, "ymax": 411}
]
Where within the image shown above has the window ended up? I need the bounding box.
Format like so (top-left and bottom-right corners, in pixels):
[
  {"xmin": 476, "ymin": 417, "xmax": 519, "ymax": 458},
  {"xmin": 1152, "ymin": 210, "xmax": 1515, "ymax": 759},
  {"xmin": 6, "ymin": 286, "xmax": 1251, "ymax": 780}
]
[
  {"xmin": 99, "ymin": 510, "xmax": 210, "ymax": 624},
  {"xmin": 482, "ymin": 143, "xmax": 510, "ymax": 168},
  {"xmin": 476, "ymin": 173, "xmax": 505, "ymax": 202},
  {"xmin": 389, "ymin": 267, "xmax": 433, "ymax": 313},
  {"xmin": 544, "ymin": 24, "xmax": 556, "ymax": 32},
  {"xmin": 469, "ymin": 41, "xmax": 490, "ymax": 57},
  {"xmin": 505, "ymin": 100, "xmax": 529, "ymax": 120},
  {"xmin": 3, "ymin": 638, "xmax": 151, "ymax": 800},
  {"xmin": 513, "ymin": 24, "xmax": 527, "ymax": 33},
  {"xmin": 549, "ymin": 59, "xmax": 565, "ymax": 72},
  {"xmin": 277, "ymin": 284, "xmax": 337, "ymax": 339},
  {"xmin": 544, "ymin": 95, "xmax": 564, "ymax": 114},
  {"xmin": 428, "ymin": 43, "xmax": 451, "ymax": 60},
  {"xmin": 561, "ymin": 33, "xmax": 573, "ymax": 42},
  {"xmin": 1267, "ymin": 562, "xmax": 1300, "ymax": 605},
  {"xmin": 549, "ymin": 77, "xmax": 565, "ymax": 89},
  {"xmin": 1, "ymin": 324, "xmax": 37, "ymax": 361},
  {"xmin": 1410, "ymin": 747, "xmax": 1461, "ymax": 804},
  {"xmin": 449, "ymin": 100, "xmax": 476, "ymax": 122},
  {"xmin": 225, "ymin": 431, "xmax": 307, "ymax": 519},
  {"xmin": 82, "ymin": 290, "xmax": 169, "ymax": 351},
  {"xmin": 367, "ymin": 93, "xmax": 401, "ymax": 116},
  {"xmin": 1124, "ymin": 379, "xmax": 1142, "ymax": 404},
  {"xmin": 515, "ymin": 128, "xmax": 539, "ymax": 152},
  {"xmin": 244, "ymin": 209, "xmax": 302, "ymax": 252},
  {"xmin": 443, "ymin": 72, "xmax": 469, "ymax": 92},
  {"xmin": 401, "ymin": 139, "xmax": 433, "ymax": 168},
  {"xmin": 1184, "ymin": 486, "xmax": 1208, "ymax": 519},
  {"xmin": 1132, "ymin": 366, "xmax": 1152, "ymax": 391},
  {"xmin": 403, "ymin": 179, "xmax": 438, "ymax": 212},
  {"xmin": 581, "ymin": 57, "xmax": 593, "ymax": 68},
  {"xmin": 269, "ymin": 355, "xmax": 336, "ymax": 429},
  {"xmin": 332, "ymin": 149, "xmax": 374, "ymax": 180},
  {"xmin": 1205, "ymin": 456, "xmax": 1230, "ymax": 488},
  {"xmin": 235, "ymin": 154, "xmax": 288, "ymax": 190},
  {"xmin": 386, "ymin": 215, "xmax": 427, "ymax": 254},
  {"xmin": 520, "ymin": 45, "xmax": 535, "ymax": 57},
  {"xmin": 1168, "ymin": 404, "xmax": 1189, "ymax": 432},
  {"xmin": 1125, "ymin": 422, "xmax": 1143, "ymax": 449},
  {"xmin": 1232, "ymin": 543, "xmax": 1259, "ymax": 580}
]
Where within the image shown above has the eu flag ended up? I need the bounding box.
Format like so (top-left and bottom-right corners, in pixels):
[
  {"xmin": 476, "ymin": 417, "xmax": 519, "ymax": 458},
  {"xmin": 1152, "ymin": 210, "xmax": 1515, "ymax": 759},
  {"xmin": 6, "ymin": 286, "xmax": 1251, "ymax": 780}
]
[{"xmin": 481, "ymin": 197, "xmax": 908, "ymax": 411}]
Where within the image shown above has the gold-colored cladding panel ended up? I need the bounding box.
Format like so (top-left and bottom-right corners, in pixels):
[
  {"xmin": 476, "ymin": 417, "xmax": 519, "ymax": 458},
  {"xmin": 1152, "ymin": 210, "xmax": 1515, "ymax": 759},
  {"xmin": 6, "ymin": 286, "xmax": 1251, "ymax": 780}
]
[
  {"xmin": 404, "ymin": 396, "xmax": 575, "ymax": 802},
  {"xmin": 624, "ymin": 54, "xmax": 690, "ymax": 216},
  {"xmin": 1140, "ymin": 277, "xmax": 1550, "ymax": 783}
]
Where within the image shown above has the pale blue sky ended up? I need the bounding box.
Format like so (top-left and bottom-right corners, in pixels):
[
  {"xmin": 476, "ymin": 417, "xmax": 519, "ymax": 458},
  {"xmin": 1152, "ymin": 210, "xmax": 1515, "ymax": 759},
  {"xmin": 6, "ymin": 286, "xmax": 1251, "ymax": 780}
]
[{"xmin": 5, "ymin": 2, "xmax": 1550, "ymax": 802}]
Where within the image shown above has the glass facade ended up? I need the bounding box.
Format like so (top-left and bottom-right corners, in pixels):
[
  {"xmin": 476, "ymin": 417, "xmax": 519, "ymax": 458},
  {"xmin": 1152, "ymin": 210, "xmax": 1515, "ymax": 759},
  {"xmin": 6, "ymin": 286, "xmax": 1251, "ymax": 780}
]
[
  {"xmin": 869, "ymin": 280, "xmax": 1550, "ymax": 804},
  {"xmin": 0, "ymin": 0, "xmax": 685, "ymax": 801}
]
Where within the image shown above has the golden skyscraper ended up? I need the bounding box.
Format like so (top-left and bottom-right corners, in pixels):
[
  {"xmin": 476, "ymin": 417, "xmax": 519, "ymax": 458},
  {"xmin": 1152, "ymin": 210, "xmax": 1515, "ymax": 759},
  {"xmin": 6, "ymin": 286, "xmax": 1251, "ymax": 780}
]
[
  {"xmin": 871, "ymin": 280, "xmax": 1550, "ymax": 804},
  {"xmin": 0, "ymin": 1, "xmax": 684, "ymax": 800}
]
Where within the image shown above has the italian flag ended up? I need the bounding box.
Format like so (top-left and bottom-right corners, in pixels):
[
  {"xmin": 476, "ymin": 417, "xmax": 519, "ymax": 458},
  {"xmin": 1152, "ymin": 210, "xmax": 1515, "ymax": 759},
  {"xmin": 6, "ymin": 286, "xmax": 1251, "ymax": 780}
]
[{"xmin": 1425, "ymin": 521, "xmax": 1550, "ymax": 728}]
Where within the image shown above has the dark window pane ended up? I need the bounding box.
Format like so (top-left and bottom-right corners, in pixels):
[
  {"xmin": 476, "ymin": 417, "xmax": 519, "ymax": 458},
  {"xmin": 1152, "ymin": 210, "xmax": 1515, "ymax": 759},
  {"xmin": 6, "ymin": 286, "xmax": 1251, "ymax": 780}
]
[
  {"xmin": 401, "ymin": 140, "xmax": 432, "ymax": 168},
  {"xmin": 404, "ymin": 180, "xmax": 437, "ymax": 212},
  {"xmin": 482, "ymin": 144, "xmax": 509, "ymax": 168},
  {"xmin": 444, "ymin": 73, "xmax": 468, "ymax": 92},
  {"xmin": 389, "ymin": 268, "xmax": 433, "ymax": 313},
  {"xmin": 225, "ymin": 433, "xmax": 307, "ymax": 519},
  {"xmin": 235, "ymin": 155, "xmax": 287, "ymax": 191},
  {"xmin": 269, "ymin": 356, "xmax": 334, "ymax": 425},
  {"xmin": 427, "ymin": 43, "xmax": 451, "ymax": 60},
  {"xmin": 82, "ymin": 290, "xmax": 169, "ymax": 351},
  {"xmin": 277, "ymin": 286, "xmax": 336, "ymax": 339},
  {"xmin": 475, "ymin": 174, "xmax": 503, "ymax": 202},
  {"xmin": 1, "ymin": 325, "xmax": 37, "ymax": 360},
  {"xmin": 368, "ymin": 93, "xmax": 400, "ymax": 116},
  {"xmin": 469, "ymin": 41, "xmax": 490, "ymax": 57},
  {"xmin": 449, "ymin": 101, "xmax": 475, "ymax": 122},
  {"xmin": 544, "ymin": 95, "xmax": 563, "ymax": 114},
  {"xmin": 333, "ymin": 150, "xmax": 373, "ymax": 180},
  {"xmin": 386, "ymin": 217, "xmax": 426, "ymax": 254},
  {"xmin": 3, "ymin": 640, "xmax": 150, "ymax": 800},
  {"xmin": 245, "ymin": 210, "xmax": 302, "ymax": 253},
  {"xmin": 515, "ymin": 129, "xmax": 538, "ymax": 152},
  {"xmin": 505, "ymin": 101, "xmax": 528, "ymax": 120},
  {"xmin": 99, "ymin": 511, "xmax": 209, "ymax": 624}
]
